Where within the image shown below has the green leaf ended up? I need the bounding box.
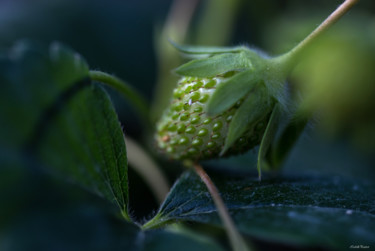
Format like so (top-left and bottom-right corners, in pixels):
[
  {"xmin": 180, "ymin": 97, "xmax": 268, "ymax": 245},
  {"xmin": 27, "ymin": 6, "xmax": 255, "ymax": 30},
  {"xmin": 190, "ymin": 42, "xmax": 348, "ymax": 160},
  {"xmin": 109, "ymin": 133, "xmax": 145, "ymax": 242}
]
[
  {"xmin": 170, "ymin": 40, "xmax": 246, "ymax": 55},
  {"xmin": 0, "ymin": 41, "xmax": 130, "ymax": 220},
  {"xmin": 36, "ymin": 84, "xmax": 130, "ymax": 219},
  {"xmin": 0, "ymin": 164, "xmax": 223, "ymax": 251},
  {"xmin": 257, "ymin": 104, "xmax": 282, "ymax": 179},
  {"xmin": 221, "ymin": 87, "xmax": 271, "ymax": 155},
  {"xmin": 89, "ymin": 70, "xmax": 151, "ymax": 130},
  {"xmin": 0, "ymin": 41, "xmax": 89, "ymax": 147},
  {"xmin": 0, "ymin": 202, "xmax": 224, "ymax": 251},
  {"xmin": 144, "ymin": 170, "xmax": 375, "ymax": 250},
  {"xmin": 175, "ymin": 52, "xmax": 250, "ymax": 78},
  {"xmin": 206, "ymin": 70, "xmax": 259, "ymax": 116}
]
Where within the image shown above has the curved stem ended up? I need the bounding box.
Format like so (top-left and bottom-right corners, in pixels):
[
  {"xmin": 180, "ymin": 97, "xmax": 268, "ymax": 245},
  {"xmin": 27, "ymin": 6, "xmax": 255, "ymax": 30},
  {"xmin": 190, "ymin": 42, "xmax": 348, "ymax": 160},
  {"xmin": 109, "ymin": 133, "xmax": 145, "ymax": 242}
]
[
  {"xmin": 193, "ymin": 164, "xmax": 252, "ymax": 251},
  {"xmin": 125, "ymin": 136, "xmax": 170, "ymax": 203},
  {"xmin": 89, "ymin": 70, "xmax": 151, "ymax": 129},
  {"xmin": 273, "ymin": 0, "xmax": 359, "ymax": 74}
]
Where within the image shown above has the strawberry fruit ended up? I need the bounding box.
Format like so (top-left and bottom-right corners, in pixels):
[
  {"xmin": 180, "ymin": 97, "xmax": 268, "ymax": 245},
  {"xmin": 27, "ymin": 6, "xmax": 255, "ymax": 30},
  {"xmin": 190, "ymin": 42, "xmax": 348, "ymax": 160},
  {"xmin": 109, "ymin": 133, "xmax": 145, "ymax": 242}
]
[
  {"xmin": 155, "ymin": 58, "xmax": 276, "ymax": 161},
  {"xmin": 155, "ymin": 43, "xmax": 289, "ymax": 174}
]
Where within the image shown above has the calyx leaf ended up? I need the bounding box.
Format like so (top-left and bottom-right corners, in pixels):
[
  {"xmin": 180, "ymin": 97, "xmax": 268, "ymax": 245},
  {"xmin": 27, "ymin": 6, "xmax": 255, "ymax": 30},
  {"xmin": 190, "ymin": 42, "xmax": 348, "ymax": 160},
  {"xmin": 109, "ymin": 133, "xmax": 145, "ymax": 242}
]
[
  {"xmin": 257, "ymin": 104, "xmax": 282, "ymax": 179},
  {"xmin": 222, "ymin": 87, "xmax": 271, "ymax": 154},
  {"xmin": 270, "ymin": 114, "xmax": 308, "ymax": 168},
  {"xmin": 169, "ymin": 40, "xmax": 246, "ymax": 55},
  {"xmin": 206, "ymin": 69, "xmax": 259, "ymax": 116},
  {"xmin": 175, "ymin": 52, "xmax": 250, "ymax": 78}
]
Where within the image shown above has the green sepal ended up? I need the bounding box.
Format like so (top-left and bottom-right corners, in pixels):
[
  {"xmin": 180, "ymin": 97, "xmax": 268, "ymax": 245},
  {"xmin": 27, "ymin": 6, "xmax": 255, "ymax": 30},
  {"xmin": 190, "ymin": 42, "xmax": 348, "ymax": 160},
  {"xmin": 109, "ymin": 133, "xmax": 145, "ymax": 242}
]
[
  {"xmin": 206, "ymin": 69, "xmax": 259, "ymax": 116},
  {"xmin": 257, "ymin": 104, "xmax": 282, "ymax": 180},
  {"xmin": 175, "ymin": 52, "xmax": 250, "ymax": 78},
  {"xmin": 169, "ymin": 40, "xmax": 246, "ymax": 55},
  {"xmin": 270, "ymin": 114, "xmax": 309, "ymax": 168},
  {"xmin": 221, "ymin": 87, "xmax": 270, "ymax": 155}
]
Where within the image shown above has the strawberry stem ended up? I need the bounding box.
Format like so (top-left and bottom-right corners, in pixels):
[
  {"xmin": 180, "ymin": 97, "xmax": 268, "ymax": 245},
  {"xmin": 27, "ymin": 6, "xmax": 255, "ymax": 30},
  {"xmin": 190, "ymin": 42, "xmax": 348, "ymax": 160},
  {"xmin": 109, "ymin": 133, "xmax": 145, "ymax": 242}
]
[
  {"xmin": 193, "ymin": 163, "xmax": 252, "ymax": 251},
  {"xmin": 88, "ymin": 70, "xmax": 151, "ymax": 129},
  {"xmin": 272, "ymin": 0, "xmax": 359, "ymax": 75}
]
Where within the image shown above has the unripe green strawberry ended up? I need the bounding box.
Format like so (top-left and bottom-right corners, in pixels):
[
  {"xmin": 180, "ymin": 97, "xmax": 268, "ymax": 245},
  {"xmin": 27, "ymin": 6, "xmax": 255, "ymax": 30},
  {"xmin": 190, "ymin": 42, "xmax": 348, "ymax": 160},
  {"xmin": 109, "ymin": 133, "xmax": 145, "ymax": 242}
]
[
  {"xmin": 155, "ymin": 71, "xmax": 275, "ymax": 161},
  {"xmin": 153, "ymin": 42, "xmax": 293, "ymax": 169},
  {"xmin": 153, "ymin": 1, "xmax": 359, "ymax": 172}
]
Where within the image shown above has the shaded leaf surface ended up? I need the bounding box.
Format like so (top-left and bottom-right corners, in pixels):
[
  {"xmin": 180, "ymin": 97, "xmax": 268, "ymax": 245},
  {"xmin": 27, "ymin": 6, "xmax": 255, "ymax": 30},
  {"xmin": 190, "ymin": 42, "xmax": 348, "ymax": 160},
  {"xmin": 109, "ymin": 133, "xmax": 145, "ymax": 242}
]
[
  {"xmin": 0, "ymin": 165, "xmax": 223, "ymax": 251},
  {"xmin": 0, "ymin": 41, "xmax": 129, "ymax": 218},
  {"xmin": 0, "ymin": 41, "xmax": 88, "ymax": 147},
  {"xmin": 36, "ymin": 84, "xmax": 129, "ymax": 217},
  {"xmin": 149, "ymin": 170, "xmax": 375, "ymax": 249},
  {"xmin": 0, "ymin": 204, "xmax": 223, "ymax": 251}
]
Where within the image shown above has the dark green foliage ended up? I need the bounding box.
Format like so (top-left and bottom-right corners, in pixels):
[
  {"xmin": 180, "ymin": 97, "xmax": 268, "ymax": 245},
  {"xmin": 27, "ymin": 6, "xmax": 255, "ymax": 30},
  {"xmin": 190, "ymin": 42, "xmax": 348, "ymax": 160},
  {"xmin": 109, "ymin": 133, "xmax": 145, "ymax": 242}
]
[
  {"xmin": 0, "ymin": 42, "xmax": 130, "ymax": 219},
  {"xmin": 0, "ymin": 176, "xmax": 223, "ymax": 251},
  {"xmin": 145, "ymin": 170, "xmax": 375, "ymax": 250}
]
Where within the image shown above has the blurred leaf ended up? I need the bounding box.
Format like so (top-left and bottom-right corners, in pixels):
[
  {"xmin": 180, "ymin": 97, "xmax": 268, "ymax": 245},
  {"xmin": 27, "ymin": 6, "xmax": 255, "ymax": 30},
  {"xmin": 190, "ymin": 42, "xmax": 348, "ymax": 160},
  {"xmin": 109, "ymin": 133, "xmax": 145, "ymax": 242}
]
[
  {"xmin": 193, "ymin": 0, "xmax": 241, "ymax": 46},
  {"xmin": 288, "ymin": 16, "xmax": 375, "ymax": 150},
  {"xmin": 175, "ymin": 52, "xmax": 250, "ymax": 78},
  {"xmin": 0, "ymin": 164, "xmax": 29, "ymax": 230},
  {"xmin": 0, "ymin": 41, "xmax": 130, "ymax": 220},
  {"xmin": 145, "ymin": 170, "xmax": 375, "ymax": 249},
  {"xmin": 206, "ymin": 70, "xmax": 258, "ymax": 116},
  {"xmin": 0, "ymin": 41, "xmax": 88, "ymax": 147},
  {"xmin": 0, "ymin": 205, "xmax": 224, "ymax": 251}
]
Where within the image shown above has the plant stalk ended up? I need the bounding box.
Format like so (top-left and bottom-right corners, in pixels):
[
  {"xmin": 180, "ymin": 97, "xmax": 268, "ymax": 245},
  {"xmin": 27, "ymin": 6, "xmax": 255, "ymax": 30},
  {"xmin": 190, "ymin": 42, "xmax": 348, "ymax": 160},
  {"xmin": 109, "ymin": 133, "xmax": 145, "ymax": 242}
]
[
  {"xmin": 272, "ymin": 0, "xmax": 359, "ymax": 74},
  {"xmin": 193, "ymin": 164, "xmax": 252, "ymax": 251}
]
